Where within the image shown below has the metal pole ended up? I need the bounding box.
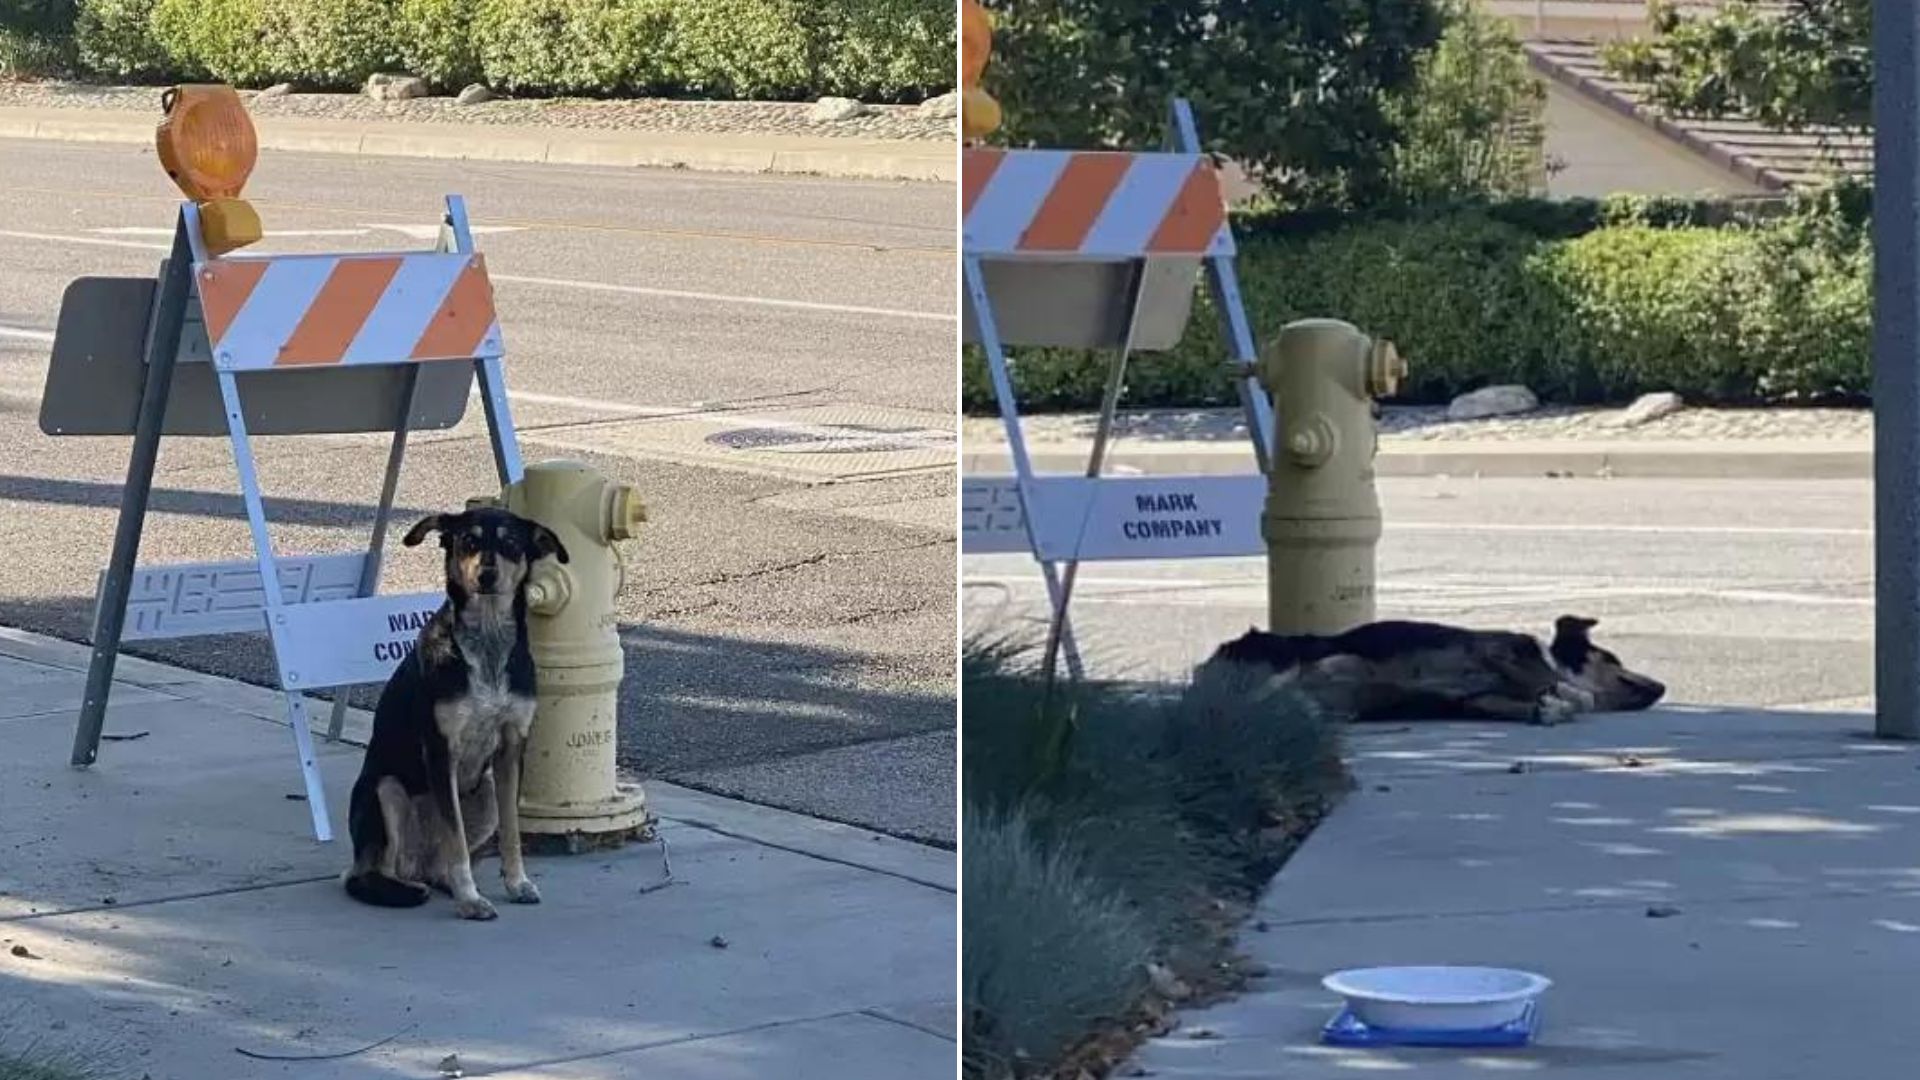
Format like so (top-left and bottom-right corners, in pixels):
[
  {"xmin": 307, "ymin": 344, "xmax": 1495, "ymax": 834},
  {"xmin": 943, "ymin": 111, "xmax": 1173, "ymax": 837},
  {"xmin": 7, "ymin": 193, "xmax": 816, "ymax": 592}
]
[
  {"xmin": 1169, "ymin": 97, "xmax": 1274, "ymax": 473},
  {"xmin": 964, "ymin": 255, "xmax": 1083, "ymax": 678},
  {"xmin": 325, "ymin": 365, "xmax": 419, "ymax": 741},
  {"xmin": 1875, "ymin": 0, "xmax": 1920, "ymax": 740},
  {"xmin": 71, "ymin": 218, "xmax": 192, "ymax": 766},
  {"xmin": 1040, "ymin": 261, "xmax": 1150, "ymax": 683},
  {"xmin": 216, "ymin": 368, "xmax": 333, "ymax": 839}
]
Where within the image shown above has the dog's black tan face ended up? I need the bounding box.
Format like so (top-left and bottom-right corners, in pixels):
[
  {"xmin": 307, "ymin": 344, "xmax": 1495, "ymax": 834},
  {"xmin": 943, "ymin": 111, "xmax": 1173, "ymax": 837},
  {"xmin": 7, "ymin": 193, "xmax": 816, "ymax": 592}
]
[
  {"xmin": 1550, "ymin": 615, "xmax": 1664, "ymax": 712},
  {"xmin": 403, "ymin": 508, "xmax": 569, "ymax": 599}
]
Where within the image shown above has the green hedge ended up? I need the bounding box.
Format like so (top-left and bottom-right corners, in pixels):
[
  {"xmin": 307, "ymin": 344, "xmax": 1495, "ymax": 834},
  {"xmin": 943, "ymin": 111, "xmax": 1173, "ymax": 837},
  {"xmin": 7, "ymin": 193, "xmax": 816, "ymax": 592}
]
[
  {"xmin": 963, "ymin": 202, "xmax": 1872, "ymax": 412},
  {"xmin": 71, "ymin": 0, "xmax": 952, "ymax": 98}
]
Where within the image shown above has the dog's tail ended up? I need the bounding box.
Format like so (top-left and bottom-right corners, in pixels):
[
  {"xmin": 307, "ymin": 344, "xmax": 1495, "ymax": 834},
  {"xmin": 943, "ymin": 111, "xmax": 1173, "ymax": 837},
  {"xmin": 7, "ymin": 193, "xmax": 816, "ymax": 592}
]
[{"xmin": 343, "ymin": 870, "xmax": 431, "ymax": 908}]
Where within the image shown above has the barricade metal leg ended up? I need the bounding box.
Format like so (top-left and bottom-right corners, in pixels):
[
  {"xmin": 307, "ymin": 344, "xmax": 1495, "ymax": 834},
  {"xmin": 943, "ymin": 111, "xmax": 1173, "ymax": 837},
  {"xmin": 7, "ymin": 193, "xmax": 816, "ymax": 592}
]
[
  {"xmin": 1169, "ymin": 98, "xmax": 1275, "ymax": 472},
  {"xmin": 1040, "ymin": 261, "xmax": 1150, "ymax": 683},
  {"xmin": 72, "ymin": 229, "xmax": 192, "ymax": 767},
  {"xmin": 215, "ymin": 369, "xmax": 333, "ymax": 841},
  {"xmin": 326, "ymin": 365, "xmax": 418, "ymax": 742},
  {"xmin": 965, "ymin": 255, "xmax": 1083, "ymax": 678},
  {"xmin": 477, "ymin": 356, "xmax": 525, "ymax": 486}
]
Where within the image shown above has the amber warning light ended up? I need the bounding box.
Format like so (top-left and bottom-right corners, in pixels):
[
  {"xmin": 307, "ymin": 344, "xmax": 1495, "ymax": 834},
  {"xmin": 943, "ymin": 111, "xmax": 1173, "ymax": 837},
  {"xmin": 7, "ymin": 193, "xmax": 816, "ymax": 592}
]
[{"xmin": 156, "ymin": 84, "xmax": 263, "ymax": 255}]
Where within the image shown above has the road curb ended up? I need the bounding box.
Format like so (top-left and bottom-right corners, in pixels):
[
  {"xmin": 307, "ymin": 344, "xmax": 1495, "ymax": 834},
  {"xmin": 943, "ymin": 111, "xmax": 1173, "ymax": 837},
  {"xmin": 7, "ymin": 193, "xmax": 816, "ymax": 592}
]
[
  {"xmin": 0, "ymin": 105, "xmax": 954, "ymax": 183},
  {"xmin": 963, "ymin": 443, "xmax": 1872, "ymax": 481}
]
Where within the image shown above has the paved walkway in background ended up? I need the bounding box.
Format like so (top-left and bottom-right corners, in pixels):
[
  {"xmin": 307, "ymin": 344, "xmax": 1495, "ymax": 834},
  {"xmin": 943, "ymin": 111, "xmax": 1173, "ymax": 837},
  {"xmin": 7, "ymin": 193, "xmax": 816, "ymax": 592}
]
[
  {"xmin": 1128, "ymin": 705, "xmax": 1918, "ymax": 1079},
  {"xmin": 0, "ymin": 102, "xmax": 952, "ymax": 182},
  {"xmin": 963, "ymin": 407, "xmax": 1873, "ymax": 478},
  {"xmin": 0, "ymin": 627, "xmax": 954, "ymax": 1079}
]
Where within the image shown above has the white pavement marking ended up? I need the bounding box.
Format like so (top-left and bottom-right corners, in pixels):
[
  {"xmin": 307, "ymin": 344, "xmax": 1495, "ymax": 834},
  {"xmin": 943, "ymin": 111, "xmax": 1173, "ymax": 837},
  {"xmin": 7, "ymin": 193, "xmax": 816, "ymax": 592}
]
[
  {"xmin": 2, "ymin": 227, "xmax": 951, "ymax": 321},
  {"xmin": 962, "ymin": 573, "xmax": 1871, "ymax": 610},
  {"xmin": 91, "ymin": 226, "xmax": 369, "ymax": 238},
  {"xmin": 492, "ymin": 271, "xmax": 953, "ymax": 322},
  {"xmin": 0, "ymin": 326, "xmax": 54, "ymax": 343},
  {"xmin": 0, "ymin": 228, "xmax": 167, "ymax": 251},
  {"xmin": 1390, "ymin": 521, "xmax": 1871, "ymax": 538},
  {"xmin": 361, "ymin": 223, "xmax": 524, "ymax": 240},
  {"xmin": 89, "ymin": 224, "xmax": 526, "ymax": 240}
]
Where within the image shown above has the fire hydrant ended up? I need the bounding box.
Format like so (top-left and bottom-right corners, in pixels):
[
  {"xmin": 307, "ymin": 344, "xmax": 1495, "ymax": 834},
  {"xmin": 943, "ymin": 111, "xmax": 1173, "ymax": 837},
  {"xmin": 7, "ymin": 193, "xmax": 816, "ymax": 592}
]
[
  {"xmin": 477, "ymin": 460, "xmax": 649, "ymax": 852},
  {"xmin": 1258, "ymin": 318, "xmax": 1405, "ymax": 635}
]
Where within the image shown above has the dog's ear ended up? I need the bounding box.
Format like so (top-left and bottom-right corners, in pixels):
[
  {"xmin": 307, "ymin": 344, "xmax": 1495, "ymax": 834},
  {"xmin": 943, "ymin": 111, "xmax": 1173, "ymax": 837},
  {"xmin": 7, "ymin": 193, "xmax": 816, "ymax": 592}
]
[
  {"xmin": 1555, "ymin": 615, "xmax": 1599, "ymax": 639},
  {"xmin": 530, "ymin": 524, "xmax": 570, "ymax": 565},
  {"xmin": 402, "ymin": 514, "xmax": 449, "ymax": 548},
  {"xmin": 1550, "ymin": 615, "xmax": 1598, "ymax": 671}
]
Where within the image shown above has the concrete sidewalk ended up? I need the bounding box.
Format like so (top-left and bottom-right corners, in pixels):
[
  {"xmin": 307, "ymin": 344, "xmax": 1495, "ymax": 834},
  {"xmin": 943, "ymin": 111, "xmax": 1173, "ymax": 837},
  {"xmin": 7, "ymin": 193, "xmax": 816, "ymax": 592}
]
[
  {"xmin": 0, "ymin": 627, "xmax": 954, "ymax": 1078},
  {"xmin": 0, "ymin": 105, "xmax": 953, "ymax": 183},
  {"xmin": 1128, "ymin": 705, "xmax": 1918, "ymax": 1078}
]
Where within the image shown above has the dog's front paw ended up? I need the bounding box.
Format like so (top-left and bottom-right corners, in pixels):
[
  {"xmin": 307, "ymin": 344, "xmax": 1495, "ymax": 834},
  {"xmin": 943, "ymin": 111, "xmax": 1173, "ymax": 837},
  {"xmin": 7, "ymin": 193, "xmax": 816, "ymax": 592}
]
[
  {"xmin": 454, "ymin": 896, "xmax": 499, "ymax": 921},
  {"xmin": 1533, "ymin": 695, "xmax": 1577, "ymax": 726},
  {"xmin": 504, "ymin": 877, "xmax": 541, "ymax": 905}
]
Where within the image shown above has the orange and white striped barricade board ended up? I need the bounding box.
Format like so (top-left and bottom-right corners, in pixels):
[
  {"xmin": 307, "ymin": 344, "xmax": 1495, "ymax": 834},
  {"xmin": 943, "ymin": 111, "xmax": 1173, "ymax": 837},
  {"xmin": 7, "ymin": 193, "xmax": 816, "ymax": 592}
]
[
  {"xmin": 42, "ymin": 195, "xmax": 522, "ymax": 842},
  {"xmin": 961, "ymin": 99, "xmax": 1274, "ymax": 681}
]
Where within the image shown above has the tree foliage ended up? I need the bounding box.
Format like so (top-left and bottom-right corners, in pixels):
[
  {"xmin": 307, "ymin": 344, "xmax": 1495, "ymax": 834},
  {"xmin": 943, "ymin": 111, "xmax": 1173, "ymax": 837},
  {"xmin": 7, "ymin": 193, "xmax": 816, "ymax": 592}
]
[
  {"xmin": 1386, "ymin": 0, "xmax": 1544, "ymax": 203},
  {"xmin": 979, "ymin": 0, "xmax": 1446, "ymax": 208},
  {"xmin": 1604, "ymin": 0, "xmax": 1870, "ymax": 131}
]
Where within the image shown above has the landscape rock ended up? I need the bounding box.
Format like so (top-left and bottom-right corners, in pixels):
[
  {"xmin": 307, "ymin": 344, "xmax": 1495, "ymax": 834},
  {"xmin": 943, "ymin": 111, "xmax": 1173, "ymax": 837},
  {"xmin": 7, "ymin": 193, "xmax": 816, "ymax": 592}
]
[
  {"xmin": 1447, "ymin": 384, "xmax": 1539, "ymax": 421},
  {"xmin": 809, "ymin": 96, "xmax": 868, "ymax": 122},
  {"xmin": 456, "ymin": 84, "xmax": 495, "ymax": 106},
  {"xmin": 916, "ymin": 91, "xmax": 959, "ymax": 119},
  {"xmin": 255, "ymin": 83, "xmax": 292, "ymax": 99},
  {"xmin": 364, "ymin": 73, "xmax": 429, "ymax": 102},
  {"xmin": 1605, "ymin": 390, "xmax": 1686, "ymax": 428}
]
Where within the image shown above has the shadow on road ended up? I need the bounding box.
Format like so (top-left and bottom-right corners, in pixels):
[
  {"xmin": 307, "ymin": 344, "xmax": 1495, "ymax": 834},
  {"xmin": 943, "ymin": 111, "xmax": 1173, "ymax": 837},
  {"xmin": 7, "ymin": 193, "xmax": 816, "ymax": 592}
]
[{"xmin": 0, "ymin": 473, "xmax": 437, "ymax": 530}]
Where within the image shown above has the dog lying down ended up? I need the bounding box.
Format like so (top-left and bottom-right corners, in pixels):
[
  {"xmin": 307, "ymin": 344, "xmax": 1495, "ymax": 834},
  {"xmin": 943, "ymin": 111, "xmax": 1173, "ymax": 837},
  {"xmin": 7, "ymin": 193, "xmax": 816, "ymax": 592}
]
[{"xmin": 1201, "ymin": 615, "xmax": 1664, "ymax": 725}]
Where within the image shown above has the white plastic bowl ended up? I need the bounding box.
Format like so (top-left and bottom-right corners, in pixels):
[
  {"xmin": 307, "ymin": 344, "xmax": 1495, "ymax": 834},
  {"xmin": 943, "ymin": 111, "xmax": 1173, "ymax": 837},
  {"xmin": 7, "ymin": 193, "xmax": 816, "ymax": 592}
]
[{"xmin": 1321, "ymin": 966, "xmax": 1551, "ymax": 1032}]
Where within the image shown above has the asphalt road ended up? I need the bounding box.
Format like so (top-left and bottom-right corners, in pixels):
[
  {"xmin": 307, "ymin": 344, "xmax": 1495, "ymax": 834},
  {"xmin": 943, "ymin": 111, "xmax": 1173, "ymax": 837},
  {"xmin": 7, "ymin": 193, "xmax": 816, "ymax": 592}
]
[
  {"xmin": 964, "ymin": 476, "xmax": 1874, "ymax": 717},
  {"xmin": 0, "ymin": 138, "xmax": 957, "ymax": 844}
]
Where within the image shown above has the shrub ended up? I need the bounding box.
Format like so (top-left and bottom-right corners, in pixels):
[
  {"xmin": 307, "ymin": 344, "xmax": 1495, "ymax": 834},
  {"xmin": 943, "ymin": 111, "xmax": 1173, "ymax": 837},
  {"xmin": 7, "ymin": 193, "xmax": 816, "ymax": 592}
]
[
  {"xmin": 393, "ymin": 0, "xmax": 479, "ymax": 89},
  {"xmin": 70, "ymin": 0, "xmax": 952, "ymax": 99},
  {"xmin": 1, "ymin": 0, "xmax": 76, "ymax": 76},
  {"xmin": 817, "ymin": 0, "xmax": 952, "ymax": 101},
  {"xmin": 72, "ymin": 0, "xmax": 164, "ymax": 79},
  {"xmin": 257, "ymin": 0, "xmax": 398, "ymax": 88},
  {"xmin": 961, "ymin": 806, "xmax": 1151, "ymax": 1080},
  {"xmin": 960, "ymin": 641, "xmax": 1347, "ymax": 1077},
  {"xmin": 963, "ymin": 197, "xmax": 1873, "ymax": 412},
  {"xmin": 149, "ymin": 0, "xmax": 265, "ymax": 83},
  {"xmin": 473, "ymin": 0, "xmax": 676, "ymax": 96},
  {"xmin": 667, "ymin": 0, "xmax": 816, "ymax": 100}
]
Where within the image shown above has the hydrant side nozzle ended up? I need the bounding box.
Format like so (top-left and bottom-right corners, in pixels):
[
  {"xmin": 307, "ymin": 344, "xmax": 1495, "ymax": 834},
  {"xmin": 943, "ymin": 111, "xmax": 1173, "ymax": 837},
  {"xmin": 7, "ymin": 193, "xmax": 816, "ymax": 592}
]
[
  {"xmin": 524, "ymin": 562, "xmax": 571, "ymax": 616},
  {"xmin": 1369, "ymin": 339, "xmax": 1406, "ymax": 398},
  {"xmin": 605, "ymin": 484, "xmax": 645, "ymax": 542}
]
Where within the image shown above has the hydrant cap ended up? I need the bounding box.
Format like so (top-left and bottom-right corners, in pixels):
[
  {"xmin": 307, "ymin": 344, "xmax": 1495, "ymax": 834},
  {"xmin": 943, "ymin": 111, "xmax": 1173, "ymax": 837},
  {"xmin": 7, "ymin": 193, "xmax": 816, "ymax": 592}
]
[{"xmin": 608, "ymin": 484, "xmax": 645, "ymax": 542}]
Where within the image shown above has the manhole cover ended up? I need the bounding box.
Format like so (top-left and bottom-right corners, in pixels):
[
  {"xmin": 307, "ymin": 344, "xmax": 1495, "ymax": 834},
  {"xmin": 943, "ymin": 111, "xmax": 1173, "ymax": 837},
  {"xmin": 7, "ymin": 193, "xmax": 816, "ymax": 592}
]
[{"xmin": 707, "ymin": 423, "xmax": 955, "ymax": 455}]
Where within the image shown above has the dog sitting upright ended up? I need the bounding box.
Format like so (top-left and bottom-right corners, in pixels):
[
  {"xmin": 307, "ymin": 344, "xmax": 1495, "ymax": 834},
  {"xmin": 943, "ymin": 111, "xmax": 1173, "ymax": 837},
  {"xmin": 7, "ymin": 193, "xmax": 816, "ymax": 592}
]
[
  {"xmin": 1202, "ymin": 615, "xmax": 1664, "ymax": 725},
  {"xmin": 343, "ymin": 507, "xmax": 569, "ymax": 920}
]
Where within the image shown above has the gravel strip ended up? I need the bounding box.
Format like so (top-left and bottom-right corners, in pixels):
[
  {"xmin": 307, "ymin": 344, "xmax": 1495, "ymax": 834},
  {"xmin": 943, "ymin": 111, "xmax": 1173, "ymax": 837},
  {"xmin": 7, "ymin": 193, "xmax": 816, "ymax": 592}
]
[
  {"xmin": 964, "ymin": 406, "xmax": 1872, "ymax": 445},
  {"xmin": 0, "ymin": 80, "xmax": 954, "ymax": 141}
]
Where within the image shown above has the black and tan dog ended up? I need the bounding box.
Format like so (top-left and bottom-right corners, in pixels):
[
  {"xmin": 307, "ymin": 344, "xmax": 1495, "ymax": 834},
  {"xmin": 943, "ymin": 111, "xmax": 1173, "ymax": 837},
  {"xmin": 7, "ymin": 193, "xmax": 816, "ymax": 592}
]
[
  {"xmin": 1202, "ymin": 615, "xmax": 1664, "ymax": 725},
  {"xmin": 343, "ymin": 507, "xmax": 569, "ymax": 920}
]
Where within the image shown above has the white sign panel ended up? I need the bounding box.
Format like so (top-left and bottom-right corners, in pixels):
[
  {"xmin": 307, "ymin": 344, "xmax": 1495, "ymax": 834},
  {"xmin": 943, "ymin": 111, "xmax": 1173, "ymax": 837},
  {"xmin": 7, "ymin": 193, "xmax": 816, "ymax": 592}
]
[
  {"xmin": 962, "ymin": 474, "xmax": 1265, "ymax": 560},
  {"xmin": 102, "ymin": 553, "xmax": 370, "ymax": 642},
  {"xmin": 960, "ymin": 477, "xmax": 1031, "ymax": 554},
  {"xmin": 267, "ymin": 591, "xmax": 445, "ymax": 690}
]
